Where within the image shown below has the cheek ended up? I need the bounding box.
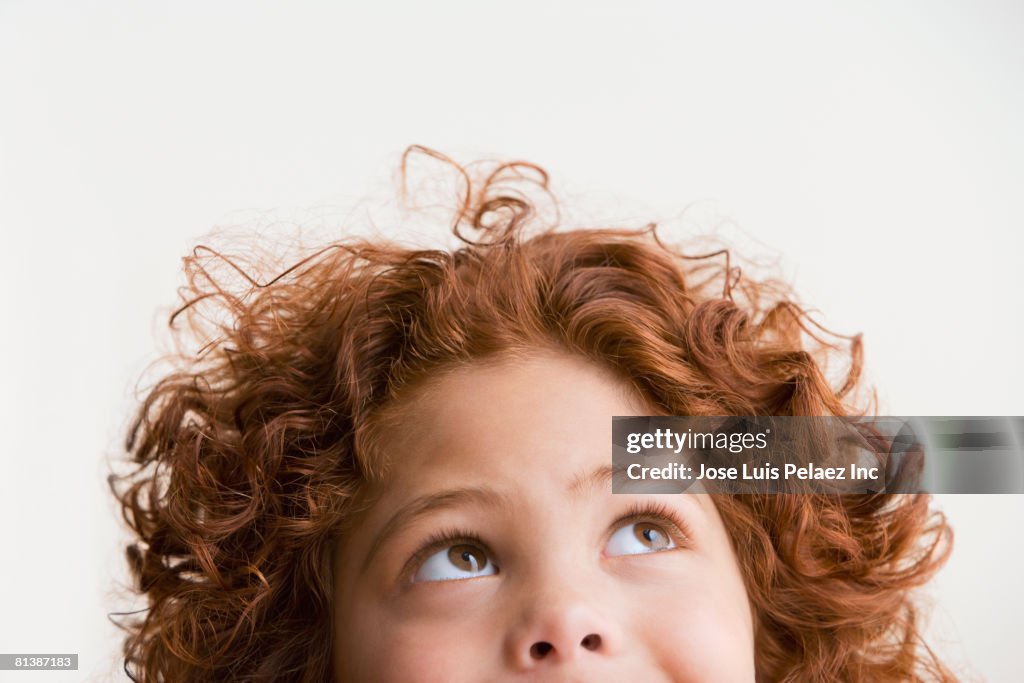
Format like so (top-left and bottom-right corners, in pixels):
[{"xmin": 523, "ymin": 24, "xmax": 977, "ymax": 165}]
[
  {"xmin": 335, "ymin": 596, "xmax": 500, "ymax": 683},
  {"xmin": 629, "ymin": 566, "xmax": 756, "ymax": 681},
  {"xmin": 339, "ymin": 631, "xmax": 467, "ymax": 683}
]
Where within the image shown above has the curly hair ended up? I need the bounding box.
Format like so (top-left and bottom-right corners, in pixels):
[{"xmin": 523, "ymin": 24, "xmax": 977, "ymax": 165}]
[{"xmin": 111, "ymin": 146, "xmax": 955, "ymax": 682}]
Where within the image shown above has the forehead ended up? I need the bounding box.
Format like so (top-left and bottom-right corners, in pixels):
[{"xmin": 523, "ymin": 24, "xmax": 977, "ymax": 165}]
[{"xmin": 372, "ymin": 352, "xmax": 648, "ymax": 492}]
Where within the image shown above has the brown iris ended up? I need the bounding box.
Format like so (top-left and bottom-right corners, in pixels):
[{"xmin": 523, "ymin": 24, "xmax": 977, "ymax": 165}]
[
  {"xmin": 633, "ymin": 523, "xmax": 671, "ymax": 551},
  {"xmin": 447, "ymin": 544, "xmax": 488, "ymax": 572}
]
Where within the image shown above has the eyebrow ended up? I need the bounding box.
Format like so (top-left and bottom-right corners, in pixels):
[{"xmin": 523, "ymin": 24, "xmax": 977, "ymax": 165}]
[
  {"xmin": 568, "ymin": 464, "xmax": 616, "ymax": 496},
  {"xmin": 569, "ymin": 465, "xmax": 707, "ymax": 512}
]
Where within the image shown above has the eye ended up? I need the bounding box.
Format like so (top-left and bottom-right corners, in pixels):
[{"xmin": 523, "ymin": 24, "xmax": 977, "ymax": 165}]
[
  {"xmin": 412, "ymin": 543, "xmax": 498, "ymax": 582},
  {"xmin": 606, "ymin": 521, "xmax": 677, "ymax": 556}
]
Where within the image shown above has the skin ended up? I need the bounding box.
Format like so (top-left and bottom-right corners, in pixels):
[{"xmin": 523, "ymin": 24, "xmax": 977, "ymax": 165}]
[{"xmin": 333, "ymin": 352, "xmax": 757, "ymax": 682}]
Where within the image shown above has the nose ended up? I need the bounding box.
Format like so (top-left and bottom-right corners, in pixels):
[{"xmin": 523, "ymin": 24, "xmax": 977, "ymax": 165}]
[{"xmin": 507, "ymin": 595, "xmax": 620, "ymax": 670}]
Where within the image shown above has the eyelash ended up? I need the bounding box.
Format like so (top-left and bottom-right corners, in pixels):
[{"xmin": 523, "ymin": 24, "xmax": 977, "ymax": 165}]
[{"xmin": 403, "ymin": 502, "xmax": 691, "ymax": 580}]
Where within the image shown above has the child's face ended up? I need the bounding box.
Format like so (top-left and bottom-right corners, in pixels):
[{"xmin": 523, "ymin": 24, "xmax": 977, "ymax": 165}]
[{"xmin": 332, "ymin": 353, "xmax": 756, "ymax": 682}]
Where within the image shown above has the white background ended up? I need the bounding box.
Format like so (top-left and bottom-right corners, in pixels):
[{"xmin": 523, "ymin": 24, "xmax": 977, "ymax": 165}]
[{"xmin": 1, "ymin": 1, "xmax": 1022, "ymax": 681}]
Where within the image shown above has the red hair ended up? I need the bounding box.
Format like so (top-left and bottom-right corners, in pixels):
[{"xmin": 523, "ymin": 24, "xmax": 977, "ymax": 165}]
[{"xmin": 111, "ymin": 147, "xmax": 955, "ymax": 681}]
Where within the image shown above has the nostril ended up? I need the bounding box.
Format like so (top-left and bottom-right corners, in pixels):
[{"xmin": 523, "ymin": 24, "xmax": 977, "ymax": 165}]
[
  {"xmin": 580, "ymin": 633, "xmax": 602, "ymax": 651},
  {"xmin": 530, "ymin": 641, "xmax": 554, "ymax": 659}
]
